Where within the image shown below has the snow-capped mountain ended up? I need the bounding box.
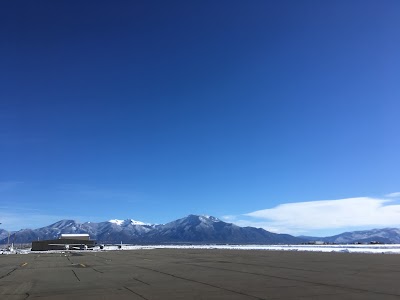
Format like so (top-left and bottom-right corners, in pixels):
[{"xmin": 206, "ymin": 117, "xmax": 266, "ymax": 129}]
[
  {"xmin": 0, "ymin": 220, "xmax": 98, "ymax": 244},
  {"xmin": 0, "ymin": 215, "xmax": 302, "ymax": 244},
  {"xmin": 0, "ymin": 229, "xmax": 10, "ymax": 241},
  {"xmin": 146, "ymin": 215, "xmax": 302, "ymax": 244},
  {"xmin": 300, "ymin": 228, "xmax": 400, "ymax": 244},
  {"xmin": 109, "ymin": 219, "xmax": 149, "ymax": 226},
  {"xmin": 6, "ymin": 216, "xmax": 400, "ymax": 245}
]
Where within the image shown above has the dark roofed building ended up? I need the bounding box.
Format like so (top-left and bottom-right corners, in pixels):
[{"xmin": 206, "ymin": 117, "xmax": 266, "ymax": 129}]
[{"xmin": 31, "ymin": 234, "xmax": 95, "ymax": 251}]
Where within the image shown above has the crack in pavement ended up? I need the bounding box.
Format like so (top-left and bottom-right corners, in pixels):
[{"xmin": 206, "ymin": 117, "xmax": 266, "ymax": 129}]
[
  {"xmin": 132, "ymin": 278, "xmax": 150, "ymax": 285},
  {"xmin": 132, "ymin": 264, "xmax": 266, "ymax": 300},
  {"xmin": 91, "ymin": 267, "xmax": 104, "ymax": 273},
  {"xmin": 187, "ymin": 263, "xmax": 400, "ymax": 298},
  {"xmin": 0, "ymin": 268, "xmax": 17, "ymax": 280},
  {"xmin": 124, "ymin": 286, "xmax": 149, "ymax": 299},
  {"xmin": 71, "ymin": 270, "xmax": 80, "ymax": 282}
]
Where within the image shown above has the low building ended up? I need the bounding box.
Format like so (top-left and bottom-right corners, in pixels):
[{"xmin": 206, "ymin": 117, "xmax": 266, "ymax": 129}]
[{"xmin": 31, "ymin": 234, "xmax": 95, "ymax": 251}]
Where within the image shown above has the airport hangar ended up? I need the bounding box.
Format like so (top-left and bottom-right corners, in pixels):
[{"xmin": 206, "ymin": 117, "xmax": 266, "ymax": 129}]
[{"xmin": 31, "ymin": 234, "xmax": 96, "ymax": 251}]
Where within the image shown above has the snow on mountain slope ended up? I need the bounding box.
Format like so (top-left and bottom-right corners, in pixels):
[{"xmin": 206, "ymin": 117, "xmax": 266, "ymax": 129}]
[
  {"xmin": 109, "ymin": 219, "xmax": 124, "ymax": 226},
  {"xmin": 7, "ymin": 215, "xmax": 400, "ymax": 245},
  {"xmin": 0, "ymin": 215, "xmax": 303, "ymax": 244},
  {"xmin": 109, "ymin": 219, "xmax": 149, "ymax": 226},
  {"xmin": 301, "ymin": 228, "xmax": 400, "ymax": 244},
  {"xmin": 0, "ymin": 229, "xmax": 10, "ymax": 241}
]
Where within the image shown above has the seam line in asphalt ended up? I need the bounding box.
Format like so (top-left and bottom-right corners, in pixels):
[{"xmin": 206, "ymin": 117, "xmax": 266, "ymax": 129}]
[
  {"xmin": 268, "ymin": 291, "xmax": 363, "ymax": 300},
  {"xmin": 133, "ymin": 265, "xmax": 267, "ymax": 300},
  {"xmin": 124, "ymin": 286, "xmax": 149, "ymax": 299},
  {"xmin": 71, "ymin": 270, "xmax": 81, "ymax": 282},
  {"xmin": 220, "ymin": 261, "xmax": 322, "ymax": 273},
  {"xmin": 0, "ymin": 268, "xmax": 18, "ymax": 280},
  {"xmin": 132, "ymin": 278, "xmax": 150, "ymax": 285},
  {"xmin": 133, "ymin": 252, "xmax": 323, "ymax": 273},
  {"xmin": 187, "ymin": 263, "xmax": 400, "ymax": 298},
  {"xmin": 91, "ymin": 267, "xmax": 104, "ymax": 273}
]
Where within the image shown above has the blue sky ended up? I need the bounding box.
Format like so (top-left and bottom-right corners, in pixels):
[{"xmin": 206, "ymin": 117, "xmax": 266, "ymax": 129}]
[{"xmin": 1, "ymin": 1, "xmax": 399, "ymax": 235}]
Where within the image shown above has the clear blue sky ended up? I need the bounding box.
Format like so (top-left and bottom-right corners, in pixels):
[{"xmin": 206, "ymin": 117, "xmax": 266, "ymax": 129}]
[{"xmin": 1, "ymin": 1, "xmax": 399, "ymax": 234}]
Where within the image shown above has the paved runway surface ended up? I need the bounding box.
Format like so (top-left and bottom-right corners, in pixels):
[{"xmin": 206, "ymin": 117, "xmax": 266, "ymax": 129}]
[{"xmin": 1, "ymin": 249, "xmax": 400, "ymax": 299}]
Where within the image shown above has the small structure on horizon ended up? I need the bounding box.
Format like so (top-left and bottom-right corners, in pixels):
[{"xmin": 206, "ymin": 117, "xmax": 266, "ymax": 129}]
[
  {"xmin": 31, "ymin": 233, "xmax": 95, "ymax": 251},
  {"xmin": 60, "ymin": 234, "xmax": 90, "ymax": 240}
]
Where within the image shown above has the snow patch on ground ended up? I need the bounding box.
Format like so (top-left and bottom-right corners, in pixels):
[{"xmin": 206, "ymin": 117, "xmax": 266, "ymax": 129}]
[
  {"xmin": 5, "ymin": 244, "xmax": 400, "ymax": 255},
  {"xmin": 100, "ymin": 244, "xmax": 400, "ymax": 254}
]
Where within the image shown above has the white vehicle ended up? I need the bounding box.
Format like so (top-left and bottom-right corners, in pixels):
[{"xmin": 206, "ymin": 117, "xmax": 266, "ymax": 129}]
[{"xmin": 48, "ymin": 243, "xmax": 94, "ymax": 250}]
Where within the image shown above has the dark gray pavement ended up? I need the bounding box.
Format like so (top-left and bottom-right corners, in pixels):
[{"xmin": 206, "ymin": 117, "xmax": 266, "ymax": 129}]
[{"xmin": 1, "ymin": 249, "xmax": 400, "ymax": 299}]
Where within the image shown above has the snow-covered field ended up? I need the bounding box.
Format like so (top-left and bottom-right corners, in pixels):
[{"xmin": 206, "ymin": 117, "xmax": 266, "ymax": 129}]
[
  {"xmin": 101, "ymin": 244, "xmax": 400, "ymax": 254},
  {"xmin": 3, "ymin": 244, "xmax": 400, "ymax": 255}
]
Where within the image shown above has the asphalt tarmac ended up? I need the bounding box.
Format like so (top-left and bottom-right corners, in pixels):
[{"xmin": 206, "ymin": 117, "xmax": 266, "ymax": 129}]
[{"xmin": 1, "ymin": 249, "xmax": 400, "ymax": 299}]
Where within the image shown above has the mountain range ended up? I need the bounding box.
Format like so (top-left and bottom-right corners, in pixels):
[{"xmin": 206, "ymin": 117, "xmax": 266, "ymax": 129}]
[
  {"xmin": 2, "ymin": 215, "xmax": 400, "ymax": 245},
  {"xmin": 0, "ymin": 229, "xmax": 9, "ymax": 242},
  {"xmin": 300, "ymin": 228, "xmax": 400, "ymax": 244},
  {"xmin": 0, "ymin": 215, "xmax": 302, "ymax": 244}
]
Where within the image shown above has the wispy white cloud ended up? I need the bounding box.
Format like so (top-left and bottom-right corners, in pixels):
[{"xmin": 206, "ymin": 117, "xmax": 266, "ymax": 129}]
[
  {"xmin": 385, "ymin": 192, "xmax": 400, "ymax": 198},
  {"xmin": 223, "ymin": 195, "xmax": 400, "ymax": 236}
]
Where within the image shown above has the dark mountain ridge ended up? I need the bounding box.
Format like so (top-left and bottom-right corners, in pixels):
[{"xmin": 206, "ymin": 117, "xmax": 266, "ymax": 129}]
[
  {"xmin": 4, "ymin": 216, "xmax": 400, "ymax": 245},
  {"xmin": 0, "ymin": 215, "xmax": 303, "ymax": 245},
  {"xmin": 299, "ymin": 228, "xmax": 400, "ymax": 244}
]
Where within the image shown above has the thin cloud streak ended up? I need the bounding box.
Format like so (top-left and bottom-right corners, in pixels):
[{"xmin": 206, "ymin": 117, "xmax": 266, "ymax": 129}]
[
  {"xmin": 224, "ymin": 195, "xmax": 400, "ymax": 235},
  {"xmin": 386, "ymin": 192, "xmax": 400, "ymax": 198}
]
